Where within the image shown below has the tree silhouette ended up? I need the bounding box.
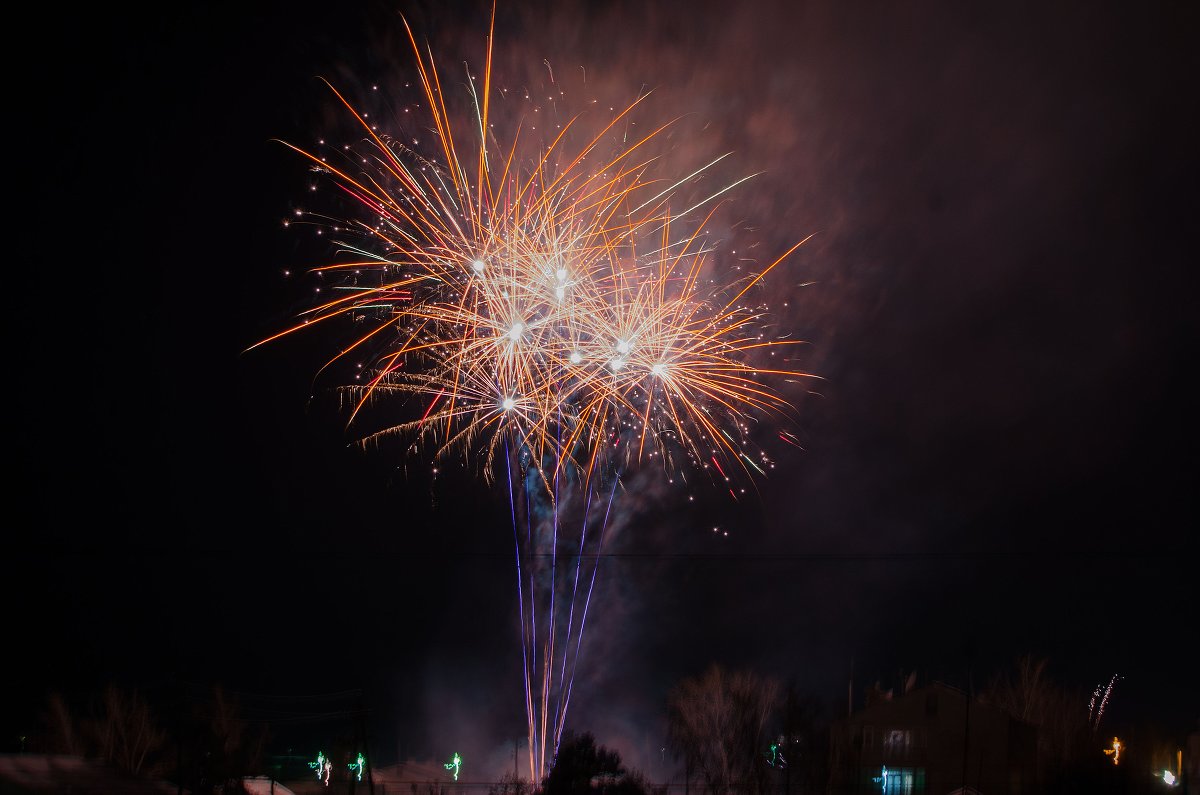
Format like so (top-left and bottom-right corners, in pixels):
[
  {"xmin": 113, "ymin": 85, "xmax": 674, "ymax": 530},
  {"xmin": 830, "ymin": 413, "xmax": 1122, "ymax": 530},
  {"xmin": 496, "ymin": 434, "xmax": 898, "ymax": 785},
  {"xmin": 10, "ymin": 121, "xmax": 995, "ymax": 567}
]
[
  {"xmin": 666, "ymin": 664, "xmax": 778, "ymax": 795},
  {"xmin": 188, "ymin": 684, "xmax": 268, "ymax": 794},
  {"xmin": 39, "ymin": 691, "xmax": 85, "ymax": 756},
  {"xmin": 489, "ymin": 769, "xmax": 532, "ymax": 794},
  {"xmin": 980, "ymin": 654, "xmax": 1093, "ymax": 791},
  {"xmin": 542, "ymin": 731, "xmax": 651, "ymax": 794},
  {"xmin": 37, "ymin": 684, "xmax": 168, "ymax": 777}
]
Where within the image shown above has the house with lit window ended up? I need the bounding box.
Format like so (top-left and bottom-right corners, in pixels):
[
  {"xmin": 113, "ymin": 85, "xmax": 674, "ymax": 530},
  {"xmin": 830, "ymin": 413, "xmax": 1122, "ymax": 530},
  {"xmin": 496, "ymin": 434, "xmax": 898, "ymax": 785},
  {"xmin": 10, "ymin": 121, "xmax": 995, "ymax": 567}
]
[{"xmin": 828, "ymin": 681, "xmax": 1037, "ymax": 795}]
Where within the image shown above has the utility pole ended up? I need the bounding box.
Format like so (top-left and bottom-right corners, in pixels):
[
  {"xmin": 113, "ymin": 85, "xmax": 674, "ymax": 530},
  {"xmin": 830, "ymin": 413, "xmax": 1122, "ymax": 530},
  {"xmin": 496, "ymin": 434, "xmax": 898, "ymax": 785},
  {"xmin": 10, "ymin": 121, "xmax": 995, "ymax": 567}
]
[
  {"xmin": 961, "ymin": 638, "xmax": 974, "ymax": 795},
  {"xmin": 173, "ymin": 677, "xmax": 185, "ymax": 795}
]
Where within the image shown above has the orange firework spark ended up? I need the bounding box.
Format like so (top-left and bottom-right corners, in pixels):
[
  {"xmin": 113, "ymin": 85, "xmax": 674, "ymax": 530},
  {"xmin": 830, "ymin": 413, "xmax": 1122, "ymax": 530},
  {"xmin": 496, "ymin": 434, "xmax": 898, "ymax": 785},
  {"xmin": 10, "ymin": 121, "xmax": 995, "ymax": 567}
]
[
  {"xmin": 252, "ymin": 6, "xmax": 815, "ymax": 784},
  {"xmin": 252, "ymin": 14, "xmax": 813, "ymax": 496}
]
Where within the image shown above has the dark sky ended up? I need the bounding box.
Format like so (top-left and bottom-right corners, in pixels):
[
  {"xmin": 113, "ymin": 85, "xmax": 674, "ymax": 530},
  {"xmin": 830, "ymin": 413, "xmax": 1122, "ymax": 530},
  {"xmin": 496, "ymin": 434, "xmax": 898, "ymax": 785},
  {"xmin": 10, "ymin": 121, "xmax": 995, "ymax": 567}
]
[{"xmin": 10, "ymin": 0, "xmax": 1197, "ymax": 782}]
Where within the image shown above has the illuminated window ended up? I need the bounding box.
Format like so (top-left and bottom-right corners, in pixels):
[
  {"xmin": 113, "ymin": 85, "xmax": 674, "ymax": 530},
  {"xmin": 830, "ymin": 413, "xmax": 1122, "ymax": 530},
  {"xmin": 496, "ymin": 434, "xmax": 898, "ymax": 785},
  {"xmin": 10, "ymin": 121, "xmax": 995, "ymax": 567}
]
[{"xmin": 872, "ymin": 766, "xmax": 925, "ymax": 795}]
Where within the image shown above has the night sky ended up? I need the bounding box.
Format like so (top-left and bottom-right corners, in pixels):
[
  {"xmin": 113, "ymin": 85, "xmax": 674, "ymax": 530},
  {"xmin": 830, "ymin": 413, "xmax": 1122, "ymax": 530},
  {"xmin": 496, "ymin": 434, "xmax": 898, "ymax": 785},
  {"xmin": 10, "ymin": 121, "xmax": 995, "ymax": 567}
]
[{"xmin": 10, "ymin": 0, "xmax": 1197, "ymax": 783}]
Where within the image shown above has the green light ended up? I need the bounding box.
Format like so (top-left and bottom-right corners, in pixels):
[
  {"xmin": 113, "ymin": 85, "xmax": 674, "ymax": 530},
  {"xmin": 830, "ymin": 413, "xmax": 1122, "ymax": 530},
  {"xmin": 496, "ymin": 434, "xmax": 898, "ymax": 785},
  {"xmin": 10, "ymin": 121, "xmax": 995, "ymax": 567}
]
[
  {"xmin": 309, "ymin": 751, "xmax": 331, "ymax": 785},
  {"xmin": 348, "ymin": 752, "xmax": 366, "ymax": 782},
  {"xmin": 444, "ymin": 751, "xmax": 463, "ymax": 781},
  {"xmin": 766, "ymin": 740, "xmax": 787, "ymax": 768}
]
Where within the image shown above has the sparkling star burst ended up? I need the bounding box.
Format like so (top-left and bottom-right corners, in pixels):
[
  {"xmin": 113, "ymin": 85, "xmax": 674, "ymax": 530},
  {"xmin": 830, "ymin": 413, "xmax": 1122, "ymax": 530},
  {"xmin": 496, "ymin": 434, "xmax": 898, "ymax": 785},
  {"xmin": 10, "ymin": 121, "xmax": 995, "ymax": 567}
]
[{"xmin": 253, "ymin": 22, "xmax": 813, "ymax": 494}]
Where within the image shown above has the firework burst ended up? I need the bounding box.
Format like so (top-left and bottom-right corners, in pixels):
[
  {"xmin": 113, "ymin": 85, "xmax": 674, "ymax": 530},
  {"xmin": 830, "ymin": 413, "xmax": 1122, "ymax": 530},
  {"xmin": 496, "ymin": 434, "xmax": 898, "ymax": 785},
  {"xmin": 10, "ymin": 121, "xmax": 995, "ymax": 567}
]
[{"xmin": 253, "ymin": 6, "xmax": 815, "ymax": 785}]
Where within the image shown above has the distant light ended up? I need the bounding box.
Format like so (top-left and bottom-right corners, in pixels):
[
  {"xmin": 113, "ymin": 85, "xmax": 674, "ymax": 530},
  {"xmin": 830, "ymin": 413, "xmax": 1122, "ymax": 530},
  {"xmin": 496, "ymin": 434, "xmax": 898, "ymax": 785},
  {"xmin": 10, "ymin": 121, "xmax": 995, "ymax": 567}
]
[
  {"xmin": 502, "ymin": 397, "xmax": 515, "ymax": 411},
  {"xmin": 309, "ymin": 752, "xmax": 332, "ymax": 786},
  {"xmin": 348, "ymin": 753, "xmax": 367, "ymax": 783},
  {"xmin": 610, "ymin": 359, "xmax": 624, "ymax": 371},
  {"xmin": 508, "ymin": 322, "xmax": 524, "ymax": 341},
  {"xmin": 651, "ymin": 363, "xmax": 667, "ymax": 377},
  {"xmin": 1103, "ymin": 737, "xmax": 1122, "ymax": 765},
  {"xmin": 472, "ymin": 259, "xmax": 486, "ymax": 272},
  {"xmin": 616, "ymin": 339, "xmax": 630, "ymax": 354},
  {"xmin": 1163, "ymin": 770, "xmax": 1176, "ymax": 786},
  {"xmin": 569, "ymin": 351, "xmax": 583, "ymax": 365},
  {"xmin": 556, "ymin": 286, "xmax": 566, "ymax": 300},
  {"xmin": 556, "ymin": 267, "xmax": 568, "ymax": 281},
  {"xmin": 444, "ymin": 752, "xmax": 463, "ymax": 782}
]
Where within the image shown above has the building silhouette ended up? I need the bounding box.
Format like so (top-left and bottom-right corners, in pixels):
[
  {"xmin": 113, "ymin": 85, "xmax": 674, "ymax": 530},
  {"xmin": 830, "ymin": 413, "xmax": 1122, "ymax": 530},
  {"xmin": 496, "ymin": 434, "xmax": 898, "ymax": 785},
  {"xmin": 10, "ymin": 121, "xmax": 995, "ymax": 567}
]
[{"xmin": 828, "ymin": 682, "xmax": 1037, "ymax": 795}]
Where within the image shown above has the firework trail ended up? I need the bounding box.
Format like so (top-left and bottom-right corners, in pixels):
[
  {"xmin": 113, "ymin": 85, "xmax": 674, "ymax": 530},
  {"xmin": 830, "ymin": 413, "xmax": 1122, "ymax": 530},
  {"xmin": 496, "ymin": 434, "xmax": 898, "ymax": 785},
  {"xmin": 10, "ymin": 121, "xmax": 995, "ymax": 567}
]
[
  {"xmin": 252, "ymin": 5, "xmax": 814, "ymax": 785},
  {"xmin": 1089, "ymin": 673, "xmax": 1119, "ymax": 732}
]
